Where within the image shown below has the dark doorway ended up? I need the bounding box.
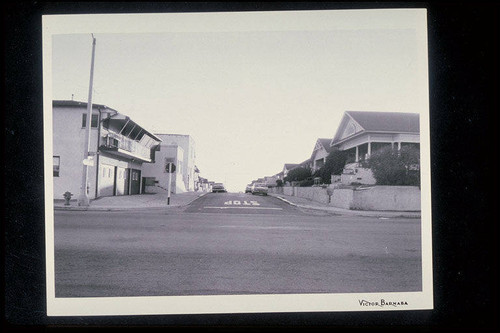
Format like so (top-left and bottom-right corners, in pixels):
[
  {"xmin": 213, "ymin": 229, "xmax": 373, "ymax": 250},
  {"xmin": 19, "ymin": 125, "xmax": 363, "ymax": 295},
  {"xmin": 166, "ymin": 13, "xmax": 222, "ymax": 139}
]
[
  {"xmin": 130, "ymin": 169, "xmax": 141, "ymax": 195},
  {"xmin": 113, "ymin": 166, "xmax": 118, "ymax": 196}
]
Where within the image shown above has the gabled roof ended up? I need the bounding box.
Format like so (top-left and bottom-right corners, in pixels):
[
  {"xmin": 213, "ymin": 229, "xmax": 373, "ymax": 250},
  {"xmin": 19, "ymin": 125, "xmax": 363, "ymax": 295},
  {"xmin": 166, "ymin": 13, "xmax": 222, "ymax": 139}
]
[
  {"xmin": 332, "ymin": 111, "xmax": 419, "ymax": 146},
  {"xmin": 346, "ymin": 111, "xmax": 419, "ymax": 133},
  {"xmin": 284, "ymin": 158, "xmax": 311, "ymax": 173},
  {"xmin": 298, "ymin": 158, "xmax": 311, "ymax": 167},
  {"xmin": 311, "ymin": 138, "xmax": 335, "ymax": 159},
  {"xmin": 318, "ymin": 138, "xmax": 334, "ymax": 151}
]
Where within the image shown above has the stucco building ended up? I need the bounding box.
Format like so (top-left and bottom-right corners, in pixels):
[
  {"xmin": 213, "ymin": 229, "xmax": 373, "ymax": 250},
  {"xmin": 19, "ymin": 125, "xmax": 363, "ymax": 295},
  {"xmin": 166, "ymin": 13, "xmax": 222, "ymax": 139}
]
[
  {"xmin": 52, "ymin": 100, "xmax": 162, "ymax": 200},
  {"xmin": 146, "ymin": 134, "xmax": 197, "ymax": 191},
  {"xmin": 141, "ymin": 145, "xmax": 185, "ymax": 194}
]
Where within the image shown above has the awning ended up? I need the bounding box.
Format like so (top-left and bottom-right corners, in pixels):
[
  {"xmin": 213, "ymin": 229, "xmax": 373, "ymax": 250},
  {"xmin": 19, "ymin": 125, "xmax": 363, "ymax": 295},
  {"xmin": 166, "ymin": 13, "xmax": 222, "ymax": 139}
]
[{"xmin": 106, "ymin": 114, "xmax": 162, "ymax": 142}]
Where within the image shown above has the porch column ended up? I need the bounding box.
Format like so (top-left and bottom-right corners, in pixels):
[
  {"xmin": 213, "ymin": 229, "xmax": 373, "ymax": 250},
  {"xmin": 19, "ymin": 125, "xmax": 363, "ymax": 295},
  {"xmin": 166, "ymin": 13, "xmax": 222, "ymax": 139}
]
[
  {"xmin": 398, "ymin": 142, "xmax": 401, "ymax": 150},
  {"xmin": 367, "ymin": 141, "xmax": 372, "ymax": 157},
  {"xmin": 355, "ymin": 146, "xmax": 359, "ymax": 162}
]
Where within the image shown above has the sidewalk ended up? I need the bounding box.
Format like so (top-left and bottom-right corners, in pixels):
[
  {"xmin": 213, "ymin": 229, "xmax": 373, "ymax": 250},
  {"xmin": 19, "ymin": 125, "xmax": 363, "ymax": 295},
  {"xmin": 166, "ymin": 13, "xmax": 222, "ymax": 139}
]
[
  {"xmin": 268, "ymin": 193, "xmax": 421, "ymax": 218},
  {"xmin": 54, "ymin": 191, "xmax": 208, "ymax": 211}
]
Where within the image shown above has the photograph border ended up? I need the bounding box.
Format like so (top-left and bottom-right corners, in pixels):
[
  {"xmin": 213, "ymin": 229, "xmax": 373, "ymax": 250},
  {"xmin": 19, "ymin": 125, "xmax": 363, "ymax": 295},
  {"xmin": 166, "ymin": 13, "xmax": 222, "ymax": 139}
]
[
  {"xmin": 9, "ymin": 1, "xmax": 499, "ymax": 330},
  {"xmin": 43, "ymin": 8, "xmax": 433, "ymax": 317}
]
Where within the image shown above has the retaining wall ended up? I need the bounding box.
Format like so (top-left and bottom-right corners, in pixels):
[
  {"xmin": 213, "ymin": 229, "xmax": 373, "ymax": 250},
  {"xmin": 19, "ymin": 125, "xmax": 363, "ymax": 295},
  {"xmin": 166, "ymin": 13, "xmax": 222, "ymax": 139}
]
[
  {"xmin": 330, "ymin": 189, "xmax": 354, "ymax": 209},
  {"xmin": 294, "ymin": 187, "xmax": 330, "ymax": 204},
  {"xmin": 269, "ymin": 185, "xmax": 420, "ymax": 211},
  {"xmin": 350, "ymin": 186, "xmax": 421, "ymax": 211}
]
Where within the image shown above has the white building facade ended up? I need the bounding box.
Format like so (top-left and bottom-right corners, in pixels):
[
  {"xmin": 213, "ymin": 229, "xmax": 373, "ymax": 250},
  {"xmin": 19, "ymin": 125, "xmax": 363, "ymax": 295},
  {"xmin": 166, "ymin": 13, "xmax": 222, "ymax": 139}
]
[
  {"xmin": 141, "ymin": 145, "xmax": 185, "ymax": 194},
  {"xmin": 52, "ymin": 100, "xmax": 162, "ymax": 200},
  {"xmin": 152, "ymin": 134, "xmax": 197, "ymax": 191}
]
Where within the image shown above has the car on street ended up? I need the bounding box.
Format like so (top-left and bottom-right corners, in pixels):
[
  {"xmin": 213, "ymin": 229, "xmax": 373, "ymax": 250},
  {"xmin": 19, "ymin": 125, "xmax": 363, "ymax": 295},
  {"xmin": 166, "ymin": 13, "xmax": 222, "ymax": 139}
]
[
  {"xmin": 212, "ymin": 183, "xmax": 227, "ymax": 193},
  {"xmin": 245, "ymin": 184, "xmax": 253, "ymax": 193},
  {"xmin": 251, "ymin": 183, "xmax": 268, "ymax": 196}
]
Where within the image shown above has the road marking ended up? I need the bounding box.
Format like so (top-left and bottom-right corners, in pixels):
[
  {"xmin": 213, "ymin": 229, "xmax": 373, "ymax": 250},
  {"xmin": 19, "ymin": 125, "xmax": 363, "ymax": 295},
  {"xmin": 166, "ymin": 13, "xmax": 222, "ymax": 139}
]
[
  {"xmin": 218, "ymin": 225, "xmax": 303, "ymax": 230},
  {"xmin": 224, "ymin": 200, "xmax": 260, "ymax": 206},
  {"xmin": 204, "ymin": 206, "xmax": 282, "ymax": 210}
]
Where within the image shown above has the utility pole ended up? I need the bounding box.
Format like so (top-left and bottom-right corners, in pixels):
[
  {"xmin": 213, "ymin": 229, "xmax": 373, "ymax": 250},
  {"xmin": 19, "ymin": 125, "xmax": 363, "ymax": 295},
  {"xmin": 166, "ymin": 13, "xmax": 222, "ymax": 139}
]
[{"xmin": 78, "ymin": 34, "xmax": 96, "ymax": 206}]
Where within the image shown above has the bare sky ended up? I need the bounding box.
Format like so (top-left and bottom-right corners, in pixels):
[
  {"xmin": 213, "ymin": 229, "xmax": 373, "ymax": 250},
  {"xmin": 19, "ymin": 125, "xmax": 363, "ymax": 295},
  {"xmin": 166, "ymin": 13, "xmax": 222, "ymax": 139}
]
[{"xmin": 49, "ymin": 10, "xmax": 428, "ymax": 192}]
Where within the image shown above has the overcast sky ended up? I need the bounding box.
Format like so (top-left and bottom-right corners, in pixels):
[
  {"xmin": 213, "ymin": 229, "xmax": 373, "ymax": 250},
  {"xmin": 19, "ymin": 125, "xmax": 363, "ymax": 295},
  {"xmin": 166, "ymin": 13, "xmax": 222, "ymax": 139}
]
[{"xmin": 49, "ymin": 10, "xmax": 428, "ymax": 192}]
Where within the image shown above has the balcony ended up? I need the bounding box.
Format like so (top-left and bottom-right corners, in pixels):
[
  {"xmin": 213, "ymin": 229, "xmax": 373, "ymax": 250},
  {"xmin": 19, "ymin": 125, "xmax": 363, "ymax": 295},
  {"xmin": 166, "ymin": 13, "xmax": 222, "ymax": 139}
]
[{"xmin": 100, "ymin": 132, "xmax": 153, "ymax": 163}]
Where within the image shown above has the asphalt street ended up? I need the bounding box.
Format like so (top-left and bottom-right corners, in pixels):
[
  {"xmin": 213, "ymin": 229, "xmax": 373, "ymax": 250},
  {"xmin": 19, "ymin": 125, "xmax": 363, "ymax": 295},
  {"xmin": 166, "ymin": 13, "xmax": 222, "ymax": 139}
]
[
  {"xmin": 53, "ymin": 192, "xmax": 422, "ymax": 297},
  {"xmin": 184, "ymin": 191, "xmax": 301, "ymax": 215}
]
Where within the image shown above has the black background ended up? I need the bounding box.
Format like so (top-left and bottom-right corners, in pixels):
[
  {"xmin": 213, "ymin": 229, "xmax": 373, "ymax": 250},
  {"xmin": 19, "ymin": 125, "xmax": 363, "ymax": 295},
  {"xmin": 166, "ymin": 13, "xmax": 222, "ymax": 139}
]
[{"xmin": 3, "ymin": 1, "xmax": 499, "ymax": 332}]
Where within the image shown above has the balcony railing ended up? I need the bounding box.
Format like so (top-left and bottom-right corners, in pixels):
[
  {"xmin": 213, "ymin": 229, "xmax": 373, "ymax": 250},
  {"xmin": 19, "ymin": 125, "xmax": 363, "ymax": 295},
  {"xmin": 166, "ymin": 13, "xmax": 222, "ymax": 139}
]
[{"xmin": 101, "ymin": 132, "xmax": 152, "ymax": 162}]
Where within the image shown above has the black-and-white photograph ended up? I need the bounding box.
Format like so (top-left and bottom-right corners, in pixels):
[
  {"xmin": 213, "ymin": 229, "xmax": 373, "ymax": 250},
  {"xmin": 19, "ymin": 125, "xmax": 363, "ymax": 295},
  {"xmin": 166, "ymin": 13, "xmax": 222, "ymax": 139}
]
[{"xmin": 43, "ymin": 9, "xmax": 433, "ymax": 316}]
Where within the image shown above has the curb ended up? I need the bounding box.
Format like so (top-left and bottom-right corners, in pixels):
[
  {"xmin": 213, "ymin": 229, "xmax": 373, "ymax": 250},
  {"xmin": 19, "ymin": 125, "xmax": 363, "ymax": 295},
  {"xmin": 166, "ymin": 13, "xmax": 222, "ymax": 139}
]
[
  {"xmin": 270, "ymin": 194, "xmax": 421, "ymax": 219},
  {"xmin": 54, "ymin": 192, "xmax": 209, "ymax": 212}
]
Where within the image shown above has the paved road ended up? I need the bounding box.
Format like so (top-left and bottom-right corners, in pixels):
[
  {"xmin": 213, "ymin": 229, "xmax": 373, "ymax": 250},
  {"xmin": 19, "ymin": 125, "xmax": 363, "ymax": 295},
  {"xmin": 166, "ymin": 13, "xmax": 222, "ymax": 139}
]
[
  {"xmin": 54, "ymin": 192, "xmax": 422, "ymax": 297},
  {"xmin": 185, "ymin": 192, "xmax": 303, "ymax": 215}
]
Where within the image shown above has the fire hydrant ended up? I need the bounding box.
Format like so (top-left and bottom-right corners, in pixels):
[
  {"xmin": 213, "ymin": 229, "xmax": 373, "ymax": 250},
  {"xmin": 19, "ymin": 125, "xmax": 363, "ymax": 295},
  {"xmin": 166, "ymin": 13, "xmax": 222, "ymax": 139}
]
[{"xmin": 63, "ymin": 191, "xmax": 73, "ymax": 206}]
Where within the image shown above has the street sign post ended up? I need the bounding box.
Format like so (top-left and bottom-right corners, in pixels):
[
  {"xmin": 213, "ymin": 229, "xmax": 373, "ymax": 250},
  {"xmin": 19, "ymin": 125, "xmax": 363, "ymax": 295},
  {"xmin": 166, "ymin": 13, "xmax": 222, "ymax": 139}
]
[
  {"xmin": 165, "ymin": 163, "xmax": 176, "ymax": 173},
  {"xmin": 165, "ymin": 162, "xmax": 176, "ymax": 205}
]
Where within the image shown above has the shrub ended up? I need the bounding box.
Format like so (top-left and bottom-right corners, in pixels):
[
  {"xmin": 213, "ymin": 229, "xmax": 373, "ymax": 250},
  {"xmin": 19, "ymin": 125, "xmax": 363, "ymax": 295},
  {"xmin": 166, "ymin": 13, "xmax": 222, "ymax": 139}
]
[
  {"xmin": 299, "ymin": 178, "xmax": 315, "ymax": 187},
  {"xmin": 276, "ymin": 179, "xmax": 284, "ymax": 187},
  {"xmin": 317, "ymin": 149, "xmax": 348, "ymax": 184},
  {"xmin": 284, "ymin": 167, "xmax": 312, "ymax": 183},
  {"xmin": 368, "ymin": 146, "xmax": 420, "ymax": 186}
]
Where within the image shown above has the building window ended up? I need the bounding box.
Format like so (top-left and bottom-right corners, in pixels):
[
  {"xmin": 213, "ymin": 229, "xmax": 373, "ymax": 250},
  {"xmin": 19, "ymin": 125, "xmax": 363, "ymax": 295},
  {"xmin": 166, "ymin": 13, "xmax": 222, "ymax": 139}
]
[
  {"xmin": 53, "ymin": 156, "xmax": 60, "ymax": 177},
  {"xmin": 82, "ymin": 114, "xmax": 99, "ymax": 128}
]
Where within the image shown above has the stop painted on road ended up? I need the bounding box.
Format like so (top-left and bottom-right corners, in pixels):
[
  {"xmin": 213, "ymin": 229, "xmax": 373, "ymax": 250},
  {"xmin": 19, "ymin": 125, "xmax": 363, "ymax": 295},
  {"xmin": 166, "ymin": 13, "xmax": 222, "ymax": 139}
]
[{"xmin": 224, "ymin": 200, "xmax": 260, "ymax": 206}]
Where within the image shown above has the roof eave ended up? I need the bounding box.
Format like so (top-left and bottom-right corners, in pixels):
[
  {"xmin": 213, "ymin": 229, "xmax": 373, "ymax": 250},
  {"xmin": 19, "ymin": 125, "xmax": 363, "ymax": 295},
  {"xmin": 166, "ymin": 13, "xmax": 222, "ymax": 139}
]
[{"xmin": 331, "ymin": 130, "xmax": 420, "ymax": 146}]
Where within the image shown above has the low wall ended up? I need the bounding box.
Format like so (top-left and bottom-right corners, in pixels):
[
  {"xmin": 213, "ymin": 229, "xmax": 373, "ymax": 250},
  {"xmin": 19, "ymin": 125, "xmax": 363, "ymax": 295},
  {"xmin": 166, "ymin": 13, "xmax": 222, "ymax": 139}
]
[
  {"xmin": 294, "ymin": 187, "xmax": 330, "ymax": 204},
  {"xmin": 351, "ymin": 186, "xmax": 421, "ymax": 211},
  {"xmin": 283, "ymin": 187, "xmax": 293, "ymax": 196},
  {"xmin": 269, "ymin": 185, "xmax": 420, "ymax": 211},
  {"xmin": 330, "ymin": 189, "xmax": 354, "ymax": 209}
]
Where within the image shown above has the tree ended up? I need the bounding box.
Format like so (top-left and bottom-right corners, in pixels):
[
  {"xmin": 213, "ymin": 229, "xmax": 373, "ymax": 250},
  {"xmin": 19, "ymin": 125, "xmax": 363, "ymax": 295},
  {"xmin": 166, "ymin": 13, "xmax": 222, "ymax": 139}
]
[
  {"xmin": 317, "ymin": 149, "xmax": 348, "ymax": 184},
  {"xmin": 368, "ymin": 145, "xmax": 420, "ymax": 186},
  {"xmin": 284, "ymin": 167, "xmax": 312, "ymax": 183}
]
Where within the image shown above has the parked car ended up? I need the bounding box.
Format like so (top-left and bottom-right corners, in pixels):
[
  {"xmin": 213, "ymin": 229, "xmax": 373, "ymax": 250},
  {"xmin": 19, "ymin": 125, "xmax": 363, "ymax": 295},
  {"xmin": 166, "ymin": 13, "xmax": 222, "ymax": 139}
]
[
  {"xmin": 212, "ymin": 183, "xmax": 227, "ymax": 193},
  {"xmin": 251, "ymin": 183, "xmax": 268, "ymax": 196},
  {"xmin": 245, "ymin": 184, "xmax": 253, "ymax": 193}
]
